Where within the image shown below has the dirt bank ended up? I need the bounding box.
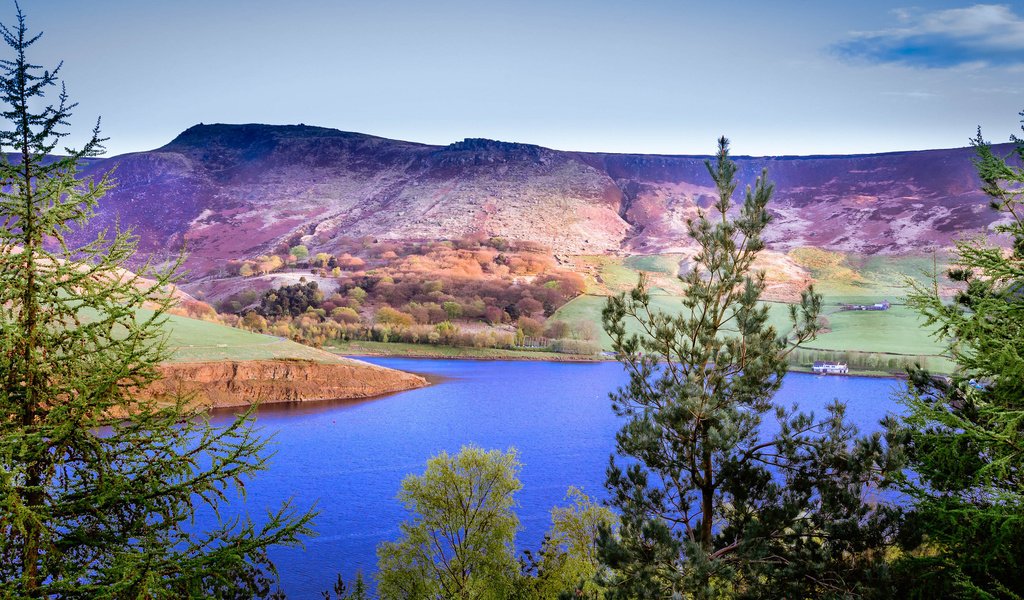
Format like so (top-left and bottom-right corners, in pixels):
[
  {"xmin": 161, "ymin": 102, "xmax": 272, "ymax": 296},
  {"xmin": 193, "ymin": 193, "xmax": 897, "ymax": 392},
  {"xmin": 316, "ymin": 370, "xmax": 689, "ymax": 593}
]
[{"xmin": 148, "ymin": 358, "xmax": 428, "ymax": 409}]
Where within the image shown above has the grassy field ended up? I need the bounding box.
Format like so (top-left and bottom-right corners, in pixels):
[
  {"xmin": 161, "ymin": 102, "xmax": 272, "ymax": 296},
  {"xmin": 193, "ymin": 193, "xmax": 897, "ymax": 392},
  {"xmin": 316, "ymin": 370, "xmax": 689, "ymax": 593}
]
[
  {"xmin": 554, "ymin": 294, "xmax": 797, "ymax": 350},
  {"xmin": 553, "ymin": 250, "xmax": 955, "ymax": 373},
  {"xmin": 622, "ymin": 254, "xmax": 684, "ymax": 275},
  {"xmin": 326, "ymin": 340, "xmax": 600, "ymax": 361},
  {"xmin": 139, "ymin": 309, "xmax": 342, "ymax": 363},
  {"xmin": 791, "ymin": 249, "xmax": 946, "ymax": 304}
]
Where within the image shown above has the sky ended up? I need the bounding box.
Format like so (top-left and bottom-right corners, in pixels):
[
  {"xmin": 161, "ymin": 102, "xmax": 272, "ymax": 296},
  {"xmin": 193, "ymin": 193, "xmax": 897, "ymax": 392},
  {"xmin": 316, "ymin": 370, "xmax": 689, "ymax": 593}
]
[{"xmin": 17, "ymin": 0, "xmax": 1024, "ymax": 157}]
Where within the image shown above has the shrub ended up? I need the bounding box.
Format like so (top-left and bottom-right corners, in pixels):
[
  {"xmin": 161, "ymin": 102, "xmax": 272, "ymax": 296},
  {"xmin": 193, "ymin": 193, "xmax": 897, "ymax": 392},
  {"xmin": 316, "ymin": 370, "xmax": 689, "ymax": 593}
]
[
  {"xmin": 518, "ymin": 316, "xmax": 545, "ymax": 338},
  {"xmin": 544, "ymin": 320, "xmax": 570, "ymax": 339},
  {"xmin": 331, "ymin": 307, "xmax": 361, "ymax": 324},
  {"xmin": 549, "ymin": 339, "xmax": 602, "ymax": 355},
  {"xmin": 376, "ymin": 306, "xmax": 416, "ymax": 328},
  {"xmin": 442, "ymin": 301, "xmax": 462, "ymax": 319},
  {"xmin": 484, "ymin": 305, "xmax": 506, "ymax": 325}
]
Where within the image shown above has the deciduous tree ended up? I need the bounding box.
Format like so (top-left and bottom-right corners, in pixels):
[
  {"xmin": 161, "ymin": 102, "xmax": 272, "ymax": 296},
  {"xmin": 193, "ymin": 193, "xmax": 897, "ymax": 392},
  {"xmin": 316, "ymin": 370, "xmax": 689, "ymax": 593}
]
[
  {"xmin": 517, "ymin": 487, "xmax": 617, "ymax": 600},
  {"xmin": 376, "ymin": 446, "xmax": 522, "ymax": 600}
]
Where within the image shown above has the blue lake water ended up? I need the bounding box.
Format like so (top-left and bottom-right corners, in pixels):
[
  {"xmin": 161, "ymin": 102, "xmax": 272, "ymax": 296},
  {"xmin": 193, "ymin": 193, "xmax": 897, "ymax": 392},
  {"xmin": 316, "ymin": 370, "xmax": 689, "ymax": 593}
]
[{"xmin": 204, "ymin": 358, "xmax": 903, "ymax": 598}]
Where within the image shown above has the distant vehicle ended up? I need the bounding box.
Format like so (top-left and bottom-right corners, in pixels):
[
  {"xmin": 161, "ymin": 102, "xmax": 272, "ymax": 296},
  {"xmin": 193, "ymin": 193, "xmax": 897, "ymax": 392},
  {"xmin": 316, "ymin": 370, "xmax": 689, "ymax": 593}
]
[{"xmin": 812, "ymin": 361, "xmax": 849, "ymax": 375}]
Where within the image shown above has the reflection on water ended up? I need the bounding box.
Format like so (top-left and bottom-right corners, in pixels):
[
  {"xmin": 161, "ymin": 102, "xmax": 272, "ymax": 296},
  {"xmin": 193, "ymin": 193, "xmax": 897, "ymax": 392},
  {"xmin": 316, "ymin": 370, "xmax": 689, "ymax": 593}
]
[{"xmin": 197, "ymin": 358, "xmax": 901, "ymax": 598}]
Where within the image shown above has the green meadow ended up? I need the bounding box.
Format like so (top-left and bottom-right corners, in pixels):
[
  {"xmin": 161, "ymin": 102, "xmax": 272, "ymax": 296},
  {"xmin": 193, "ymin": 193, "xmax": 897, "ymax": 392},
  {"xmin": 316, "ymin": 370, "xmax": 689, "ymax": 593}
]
[
  {"xmin": 81, "ymin": 307, "xmax": 343, "ymax": 364},
  {"xmin": 554, "ymin": 250, "xmax": 955, "ymax": 374}
]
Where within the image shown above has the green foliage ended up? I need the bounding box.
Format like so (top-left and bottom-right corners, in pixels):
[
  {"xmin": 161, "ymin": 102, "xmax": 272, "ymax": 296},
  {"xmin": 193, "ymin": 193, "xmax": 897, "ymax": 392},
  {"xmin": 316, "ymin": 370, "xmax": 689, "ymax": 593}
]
[
  {"xmin": 260, "ymin": 280, "xmax": 323, "ymax": 317},
  {"xmin": 433, "ymin": 320, "xmax": 459, "ymax": 344},
  {"xmin": 314, "ymin": 252, "xmax": 333, "ymax": 268},
  {"xmin": 331, "ymin": 306, "xmax": 361, "ymax": 325},
  {"xmin": 376, "ymin": 306, "xmax": 416, "ymax": 328},
  {"xmin": 599, "ymin": 138, "xmax": 897, "ymax": 598},
  {"xmin": 442, "ymin": 300, "xmax": 462, "ymax": 319},
  {"xmin": 0, "ymin": 10, "xmax": 312, "ymax": 597},
  {"xmin": 289, "ymin": 244, "xmax": 310, "ymax": 260},
  {"xmin": 518, "ymin": 487, "xmax": 618, "ymax": 599},
  {"xmin": 323, "ymin": 572, "xmax": 370, "ymax": 600},
  {"xmin": 889, "ymin": 113, "xmax": 1024, "ymax": 599},
  {"xmin": 376, "ymin": 446, "xmax": 522, "ymax": 600}
]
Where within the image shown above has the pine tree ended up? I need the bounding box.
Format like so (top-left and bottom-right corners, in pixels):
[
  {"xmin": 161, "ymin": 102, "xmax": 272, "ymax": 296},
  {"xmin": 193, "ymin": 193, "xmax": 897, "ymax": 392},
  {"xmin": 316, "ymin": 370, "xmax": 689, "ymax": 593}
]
[
  {"xmin": 598, "ymin": 138, "xmax": 899, "ymax": 599},
  {"xmin": 891, "ymin": 113, "xmax": 1024, "ymax": 598},
  {"xmin": 0, "ymin": 8, "xmax": 312, "ymax": 597}
]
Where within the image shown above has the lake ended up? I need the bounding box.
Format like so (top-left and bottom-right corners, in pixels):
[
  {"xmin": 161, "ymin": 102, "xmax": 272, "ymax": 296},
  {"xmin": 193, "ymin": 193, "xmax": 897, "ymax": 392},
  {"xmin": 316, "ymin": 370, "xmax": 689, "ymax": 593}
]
[{"xmin": 205, "ymin": 358, "xmax": 902, "ymax": 598}]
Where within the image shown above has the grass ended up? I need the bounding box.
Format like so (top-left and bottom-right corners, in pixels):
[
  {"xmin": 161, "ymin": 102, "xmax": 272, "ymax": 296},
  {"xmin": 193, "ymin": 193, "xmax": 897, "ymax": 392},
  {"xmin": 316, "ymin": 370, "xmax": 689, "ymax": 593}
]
[
  {"xmin": 794, "ymin": 250, "xmax": 947, "ymax": 304},
  {"xmin": 142, "ymin": 309, "xmax": 343, "ymax": 363},
  {"xmin": 623, "ymin": 254, "xmax": 683, "ymax": 275},
  {"xmin": 326, "ymin": 340, "xmax": 600, "ymax": 361},
  {"xmin": 552, "ymin": 250, "xmax": 956, "ymax": 374},
  {"xmin": 574, "ymin": 255, "xmax": 641, "ymax": 294},
  {"xmin": 553, "ymin": 294, "xmax": 796, "ymax": 351},
  {"xmin": 813, "ymin": 305, "xmax": 945, "ymax": 355}
]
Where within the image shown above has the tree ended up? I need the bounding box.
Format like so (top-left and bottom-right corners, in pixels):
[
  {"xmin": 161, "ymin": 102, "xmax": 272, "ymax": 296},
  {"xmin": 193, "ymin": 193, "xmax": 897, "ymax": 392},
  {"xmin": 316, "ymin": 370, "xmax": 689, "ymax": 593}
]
[
  {"xmin": 598, "ymin": 138, "xmax": 897, "ymax": 599},
  {"xmin": 0, "ymin": 10, "xmax": 312, "ymax": 597},
  {"xmin": 518, "ymin": 487, "xmax": 618, "ymax": 600},
  {"xmin": 243, "ymin": 310, "xmax": 269, "ymax": 331},
  {"xmin": 323, "ymin": 572, "xmax": 371, "ymax": 600},
  {"xmin": 376, "ymin": 306, "xmax": 416, "ymax": 328},
  {"xmin": 314, "ymin": 252, "xmax": 333, "ymax": 268},
  {"xmin": 443, "ymin": 300, "xmax": 462, "ymax": 319},
  {"xmin": 289, "ymin": 244, "xmax": 310, "ymax": 261},
  {"xmin": 377, "ymin": 446, "xmax": 522, "ymax": 600},
  {"xmin": 889, "ymin": 113, "xmax": 1024, "ymax": 598}
]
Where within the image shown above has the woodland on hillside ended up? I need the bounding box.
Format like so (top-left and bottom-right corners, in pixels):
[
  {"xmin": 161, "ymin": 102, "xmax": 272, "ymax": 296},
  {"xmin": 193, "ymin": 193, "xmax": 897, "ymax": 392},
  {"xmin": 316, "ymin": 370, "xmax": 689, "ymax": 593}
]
[{"xmin": 207, "ymin": 236, "xmax": 600, "ymax": 353}]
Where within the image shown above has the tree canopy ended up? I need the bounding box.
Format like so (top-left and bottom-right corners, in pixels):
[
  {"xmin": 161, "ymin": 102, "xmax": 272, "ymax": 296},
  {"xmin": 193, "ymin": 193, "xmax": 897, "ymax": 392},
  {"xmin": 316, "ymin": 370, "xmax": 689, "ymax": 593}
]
[{"xmin": 376, "ymin": 446, "xmax": 523, "ymax": 599}]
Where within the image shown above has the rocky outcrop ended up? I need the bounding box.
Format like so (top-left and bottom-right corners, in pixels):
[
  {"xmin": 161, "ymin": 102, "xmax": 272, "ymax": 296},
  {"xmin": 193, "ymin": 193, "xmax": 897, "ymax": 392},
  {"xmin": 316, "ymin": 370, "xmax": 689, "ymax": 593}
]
[{"xmin": 148, "ymin": 358, "xmax": 428, "ymax": 409}]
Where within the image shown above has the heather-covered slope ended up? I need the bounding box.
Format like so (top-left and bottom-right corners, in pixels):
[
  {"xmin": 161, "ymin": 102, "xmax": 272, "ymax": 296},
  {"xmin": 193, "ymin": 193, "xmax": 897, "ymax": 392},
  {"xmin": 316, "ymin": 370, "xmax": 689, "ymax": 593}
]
[{"xmin": 75, "ymin": 124, "xmax": 1005, "ymax": 278}]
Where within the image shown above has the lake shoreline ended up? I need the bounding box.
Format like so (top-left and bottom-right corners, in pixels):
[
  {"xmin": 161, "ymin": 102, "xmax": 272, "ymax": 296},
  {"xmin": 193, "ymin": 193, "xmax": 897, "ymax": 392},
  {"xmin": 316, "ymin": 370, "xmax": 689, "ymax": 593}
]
[
  {"xmin": 334, "ymin": 342, "xmax": 914, "ymax": 380},
  {"xmin": 328, "ymin": 341, "xmax": 606, "ymax": 363}
]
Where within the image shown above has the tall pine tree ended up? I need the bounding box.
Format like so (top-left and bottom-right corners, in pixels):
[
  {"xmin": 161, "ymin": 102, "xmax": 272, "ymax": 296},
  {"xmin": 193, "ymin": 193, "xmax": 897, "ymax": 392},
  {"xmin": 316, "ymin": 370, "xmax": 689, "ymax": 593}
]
[
  {"xmin": 598, "ymin": 138, "xmax": 899, "ymax": 599},
  {"xmin": 891, "ymin": 114, "xmax": 1024, "ymax": 599},
  {"xmin": 0, "ymin": 8, "xmax": 312, "ymax": 597}
]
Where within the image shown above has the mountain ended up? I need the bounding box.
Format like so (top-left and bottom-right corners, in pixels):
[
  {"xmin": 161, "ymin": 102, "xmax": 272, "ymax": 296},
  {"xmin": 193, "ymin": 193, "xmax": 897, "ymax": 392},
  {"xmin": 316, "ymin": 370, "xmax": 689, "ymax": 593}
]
[{"xmin": 75, "ymin": 123, "xmax": 1006, "ymax": 279}]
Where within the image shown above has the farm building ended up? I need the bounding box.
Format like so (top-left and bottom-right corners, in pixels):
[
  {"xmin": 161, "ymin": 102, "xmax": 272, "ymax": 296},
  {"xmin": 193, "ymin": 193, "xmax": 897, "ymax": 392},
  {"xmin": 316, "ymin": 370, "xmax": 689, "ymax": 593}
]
[
  {"xmin": 812, "ymin": 361, "xmax": 849, "ymax": 375},
  {"xmin": 841, "ymin": 300, "xmax": 890, "ymax": 311}
]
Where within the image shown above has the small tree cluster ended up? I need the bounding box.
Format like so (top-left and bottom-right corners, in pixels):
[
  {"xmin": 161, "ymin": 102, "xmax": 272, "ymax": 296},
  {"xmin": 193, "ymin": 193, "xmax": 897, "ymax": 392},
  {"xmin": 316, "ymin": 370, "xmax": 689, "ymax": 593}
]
[{"xmin": 259, "ymin": 280, "xmax": 324, "ymax": 317}]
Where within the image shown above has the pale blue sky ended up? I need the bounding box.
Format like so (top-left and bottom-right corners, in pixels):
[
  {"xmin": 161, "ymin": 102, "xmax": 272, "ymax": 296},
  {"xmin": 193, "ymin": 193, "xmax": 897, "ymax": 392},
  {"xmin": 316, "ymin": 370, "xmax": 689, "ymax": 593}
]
[{"xmin": 18, "ymin": 0, "xmax": 1024, "ymax": 156}]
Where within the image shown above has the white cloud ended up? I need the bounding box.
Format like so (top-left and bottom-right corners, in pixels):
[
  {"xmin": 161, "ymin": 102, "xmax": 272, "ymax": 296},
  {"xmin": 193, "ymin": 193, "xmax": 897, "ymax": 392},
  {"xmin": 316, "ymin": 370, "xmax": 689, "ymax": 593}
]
[{"xmin": 834, "ymin": 4, "xmax": 1024, "ymax": 68}]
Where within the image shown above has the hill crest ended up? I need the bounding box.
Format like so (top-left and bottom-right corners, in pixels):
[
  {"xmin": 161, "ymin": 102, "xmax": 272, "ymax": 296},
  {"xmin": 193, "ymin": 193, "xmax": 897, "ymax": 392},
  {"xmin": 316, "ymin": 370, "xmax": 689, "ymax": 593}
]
[{"xmin": 73, "ymin": 123, "xmax": 1008, "ymax": 278}]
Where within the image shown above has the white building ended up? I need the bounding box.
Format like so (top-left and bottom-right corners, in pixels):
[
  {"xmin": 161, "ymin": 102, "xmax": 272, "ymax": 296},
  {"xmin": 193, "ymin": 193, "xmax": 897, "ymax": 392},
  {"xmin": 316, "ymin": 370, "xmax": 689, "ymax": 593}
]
[{"xmin": 812, "ymin": 361, "xmax": 849, "ymax": 375}]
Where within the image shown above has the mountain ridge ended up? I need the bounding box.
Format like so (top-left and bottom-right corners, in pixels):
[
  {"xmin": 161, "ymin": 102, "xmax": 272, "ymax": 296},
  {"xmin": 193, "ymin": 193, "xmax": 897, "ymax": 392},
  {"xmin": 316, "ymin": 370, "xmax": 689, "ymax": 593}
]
[{"xmin": 72, "ymin": 123, "xmax": 1009, "ymax": 279}]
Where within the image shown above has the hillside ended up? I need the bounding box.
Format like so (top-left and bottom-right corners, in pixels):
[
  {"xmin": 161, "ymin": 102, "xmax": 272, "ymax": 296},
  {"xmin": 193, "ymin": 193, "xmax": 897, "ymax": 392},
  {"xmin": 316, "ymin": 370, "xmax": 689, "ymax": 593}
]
[
  {"xmin": 71, "ymin": 124, "xmax": 1008, "ymax": 280},
  {"xmin": 150, "ymin": 310, "xmax": 428, "ymax": 408}
]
